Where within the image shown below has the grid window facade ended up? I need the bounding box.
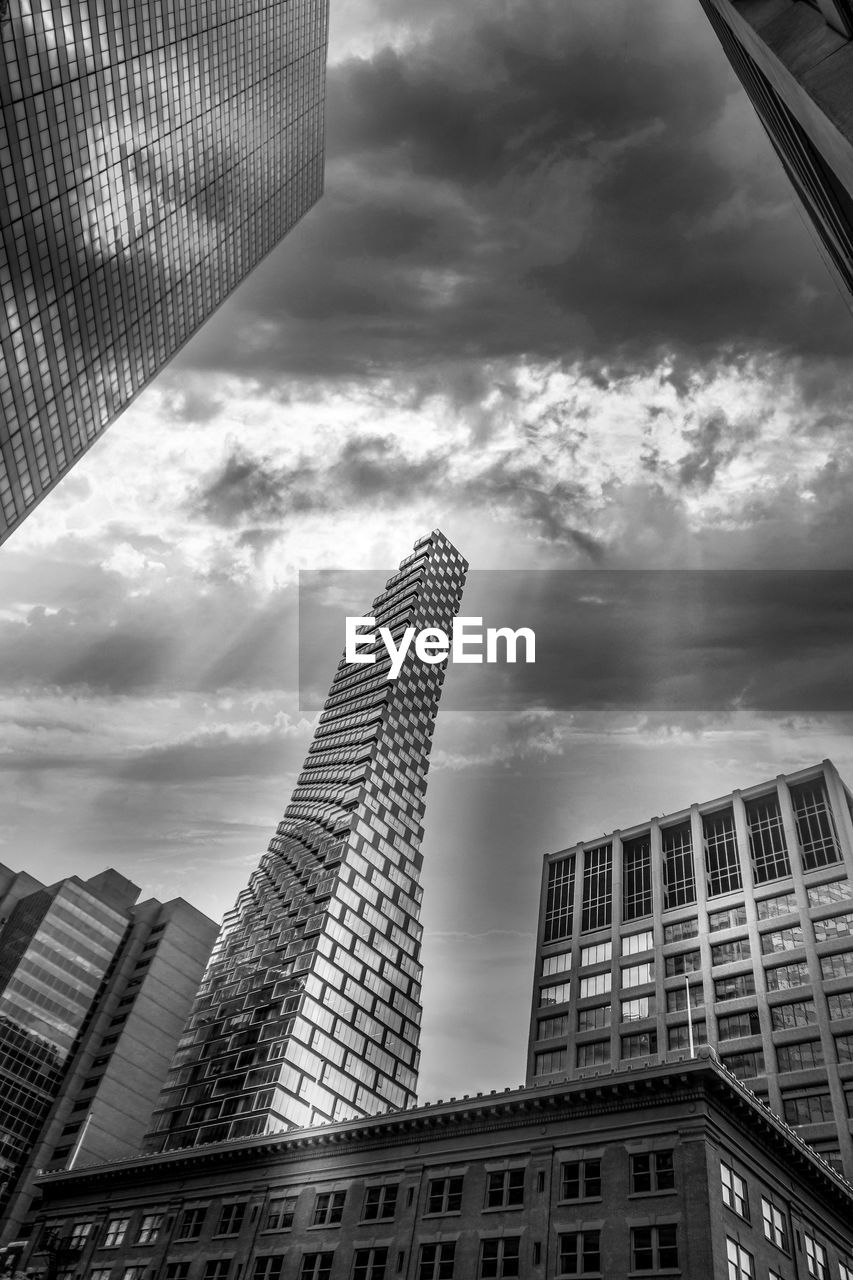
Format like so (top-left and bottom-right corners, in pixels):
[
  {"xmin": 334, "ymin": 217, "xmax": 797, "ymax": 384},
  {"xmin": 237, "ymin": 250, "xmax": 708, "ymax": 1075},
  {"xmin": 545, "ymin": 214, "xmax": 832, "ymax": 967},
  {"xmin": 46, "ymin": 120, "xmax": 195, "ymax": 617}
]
[
  {"xmin": 668, "ymin": 1021, "xmax": 708, "ymax": 1049},
  {"xmin": 704, "ymin": 810, "xmax": 742, "ymax": 896},
  {"xmin": 533, "ymin": 1047, "xmax": 566, "ymax": 1075},
  {"xmin": 822, "ymin": 950, "xmax": 853, "ymax": 978},
  {"xmin": 577, "ymin": 1040, "xmax": 609, "ymax": 1068},
  {"xmin": 622, "ymin": 929, "xmax": 654, "ymax": 955},
  {"xmin": 813, "ymin": 911, "xmax": 853, "ymax": 941},
  {"xmin": 665, "ymin": 950, "xmax": 701, "ymax": 976},
  {"xmin": 718, "ymin": 1011, "xmax": 760, "ymax": 1039},
  {"xmin": 622, "ymin": 837, "xmax": 652, "ymax": 921},
  {"xmin": 580, "ymin": 941, "xmax": 611, "ymax": 967},
  {"xmin": 721, "ymin": 1049, "xmax": 765, "ymax": 1079},
  {"xmin": 771, "ymin": 1000, "xmax": 818, "ymax": 1029},
  {"xmin": 581, "ymin": 845, "xmax": 612, "ymax": 933},
  {"xmin": 746, "ymin": 795, "xmax": 791, "ymax": 883},
  {"xmin": 776, "ymin": 1040, "xmax": 823, "ymax": 1071},
  {"xmin": 663, "ymin": 917, "xmax": 698, "ymax": 942},
  {"xmin": 578, "ymin": 973, "xmax": 610, "ymax": 999},
  {"xmin": 791, "ymin": 783, "xmax": 840, "ymax": 870},
  {"xmin": 544, "ymin": 858, "xmax": 575, "ymax": 943},
  {"xmin": 715, "ymin": 974, "xmax": 755, "ymax": 1001},
  {"xmin": 622, "ymin": 1030, "xmax": 657, "ymax": 1058},
  {"xmin": 782, "ymin": 1090, "xmax": 835, "ymax": 1125},
  {"xmin": 577, "ymin": 1005, "xmax": 609, "ymax": 1031},
  {"xmin": 757, "ymin": 891, "xmax": 797, "ymax": 919},
  {"xmin": 808, "ymin": 879, "xmax": 852, "ymax": 907},
  {"xmin": 765, "ymin": 961, "xmax": 809, "ymax": 990},
  {"xmin": 662, "ymin": 825, "xmax": 696, "ymax": 908}
]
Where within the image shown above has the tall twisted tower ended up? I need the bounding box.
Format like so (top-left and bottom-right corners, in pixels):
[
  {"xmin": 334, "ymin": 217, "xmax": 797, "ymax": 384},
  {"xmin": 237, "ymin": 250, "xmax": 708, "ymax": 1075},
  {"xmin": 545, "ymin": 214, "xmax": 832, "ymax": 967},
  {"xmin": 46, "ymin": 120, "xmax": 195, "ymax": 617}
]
[{"xmin": 146, "ymin": 530, "xmax": 467, "ymax": 1149}]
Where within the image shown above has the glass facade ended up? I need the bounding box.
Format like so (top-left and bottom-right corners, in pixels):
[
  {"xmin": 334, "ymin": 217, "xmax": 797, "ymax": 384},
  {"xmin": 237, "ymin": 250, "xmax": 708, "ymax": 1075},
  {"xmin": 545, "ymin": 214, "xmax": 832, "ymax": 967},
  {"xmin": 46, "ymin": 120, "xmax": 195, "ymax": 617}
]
[
  {"xmin": 0, "ymin": 0, "xmax": 328, "ymax": 539},
  {"xmin": 146, "ymin": 531, "xmax": 467, "ymax": 1148},
  {"xmin": 0, "ymin": 879, "xmax": 130, "ymax": 1217}
]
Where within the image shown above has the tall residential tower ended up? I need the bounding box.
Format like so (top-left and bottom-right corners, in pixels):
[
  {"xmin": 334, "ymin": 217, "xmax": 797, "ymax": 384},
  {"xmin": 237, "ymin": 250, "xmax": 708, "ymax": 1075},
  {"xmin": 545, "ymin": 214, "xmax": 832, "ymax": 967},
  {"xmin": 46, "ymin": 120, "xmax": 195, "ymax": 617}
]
[
  {"xmin": 0, "ymin": 0, "xmax": 328, "ymax": 540},
  {"xmin": 145, "ymin": 531, "xmax": 468, "ymax": 1150},
  {"xmin": 528, "ymin": 760, "xmax": 853, "ymax": 1181}
]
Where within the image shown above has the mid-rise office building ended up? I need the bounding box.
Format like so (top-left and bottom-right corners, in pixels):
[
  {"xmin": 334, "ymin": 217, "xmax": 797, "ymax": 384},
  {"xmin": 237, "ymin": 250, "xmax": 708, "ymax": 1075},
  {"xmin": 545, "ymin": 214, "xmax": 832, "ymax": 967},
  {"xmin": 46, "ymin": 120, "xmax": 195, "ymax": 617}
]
[
  {"xmin": 528, "ymin": 760, "xmax": 853, "ymax": 1180},
  {"xmin": 144, "ymin": 531, "xmax": 468, "ymax": 1151},
  {"xmin": 698, "ymin": 0, "xmax": 853, "ymax": 306},
  {"xmin": 0, "ymin": 0, "xmax": 328, "ymax": 540},
  {"xmin": 0, "ymin": 864, "xmax": 217, "ymax": 1242},
  {"xmin": 19, "ymin": 1053, "xmax": 853, "ymax": 1280}
]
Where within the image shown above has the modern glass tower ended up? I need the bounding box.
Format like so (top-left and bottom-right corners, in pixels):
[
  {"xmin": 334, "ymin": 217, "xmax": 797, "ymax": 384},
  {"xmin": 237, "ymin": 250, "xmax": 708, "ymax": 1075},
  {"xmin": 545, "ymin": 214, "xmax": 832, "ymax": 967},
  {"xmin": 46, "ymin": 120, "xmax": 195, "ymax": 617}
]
[
  {"xmin": 699, "ymin": 0, "xmax": 853, "ymax": 307},
  {"xmin": 528, "ymin": 760, "xmax": 853, "ymax": 1181},
  {"xmin": 145, "ymin": 530, "xmax": 468, "ymax": 1150},
  {"xmin": 0, "ymin": 0, "xmax": 328, "ymax": 541}
]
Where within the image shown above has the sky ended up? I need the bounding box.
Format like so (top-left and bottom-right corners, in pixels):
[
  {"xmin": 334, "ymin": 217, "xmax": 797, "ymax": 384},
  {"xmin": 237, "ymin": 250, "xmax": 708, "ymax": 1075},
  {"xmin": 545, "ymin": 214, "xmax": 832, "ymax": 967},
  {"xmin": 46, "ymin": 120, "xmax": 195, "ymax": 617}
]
[{"xmin": 3, "ymin": 0, "xmax": 853, "ymax": 1103}]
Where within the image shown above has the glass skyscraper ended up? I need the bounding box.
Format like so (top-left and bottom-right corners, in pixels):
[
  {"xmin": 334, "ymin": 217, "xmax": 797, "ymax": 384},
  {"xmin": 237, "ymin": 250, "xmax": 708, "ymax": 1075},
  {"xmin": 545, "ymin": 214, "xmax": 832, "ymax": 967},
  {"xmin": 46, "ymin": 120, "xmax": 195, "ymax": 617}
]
[
  {"xmin": 528, "ymin": 760, "xmax": 853, "ymax": 1180},
  {"xmin": 0, "ymin": 0, "xmax": 327, "ymax": 541},
  {"xmin": 145, "ymin": 530, "xmax": 468, "ymax": 1150}
]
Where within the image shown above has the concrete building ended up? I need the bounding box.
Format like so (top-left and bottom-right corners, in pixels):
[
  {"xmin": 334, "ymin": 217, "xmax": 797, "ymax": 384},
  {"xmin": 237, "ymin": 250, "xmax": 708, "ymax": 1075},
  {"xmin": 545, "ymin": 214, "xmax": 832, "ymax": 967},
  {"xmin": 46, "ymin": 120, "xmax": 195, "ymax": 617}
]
[
  {"xmin": 527, "ymin": 759, "xmax": 853, "ymax": 1181},
  {"xmin": 19, "ymin": 1053, "xmax": 853, "ymax": 1280},
  {"xmin": 698, "ymin": 0, "xmax": 853, "ymax": 306},
  {"xmin": 145, "ymin": 531, "xmax": 468, "ymax": 1150},
  {"xmin": 0, "ymin": 864, "xmax": 217, "ymax": 1242},
  {"xmin": 0, "ymin": 0, "xmax": 328, "ymax": 540}
]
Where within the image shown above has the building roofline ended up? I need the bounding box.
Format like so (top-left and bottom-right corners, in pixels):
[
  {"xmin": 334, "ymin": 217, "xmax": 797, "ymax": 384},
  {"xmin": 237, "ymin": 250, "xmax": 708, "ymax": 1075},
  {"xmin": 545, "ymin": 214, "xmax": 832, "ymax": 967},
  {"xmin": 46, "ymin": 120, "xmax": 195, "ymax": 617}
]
[{"xmin": 36, "ymin": 1050, "xmax": 852, "ymax": 1211}]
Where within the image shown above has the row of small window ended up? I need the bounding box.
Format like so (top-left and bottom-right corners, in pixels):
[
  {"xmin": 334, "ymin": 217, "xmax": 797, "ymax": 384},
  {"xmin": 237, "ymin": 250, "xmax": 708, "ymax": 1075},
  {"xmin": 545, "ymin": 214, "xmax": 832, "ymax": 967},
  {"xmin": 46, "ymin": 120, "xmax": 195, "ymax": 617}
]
[
  {"xmin": 543, "ymin": 783, "xmax": 843, "ymax": 941},
  {"xmin": 535, "ymin": 1029, "xmax": 853, "ymax": 1077},
  {"xmin": 720, "ymin": 1160, "xmax": 852, "ymax": 1280}
]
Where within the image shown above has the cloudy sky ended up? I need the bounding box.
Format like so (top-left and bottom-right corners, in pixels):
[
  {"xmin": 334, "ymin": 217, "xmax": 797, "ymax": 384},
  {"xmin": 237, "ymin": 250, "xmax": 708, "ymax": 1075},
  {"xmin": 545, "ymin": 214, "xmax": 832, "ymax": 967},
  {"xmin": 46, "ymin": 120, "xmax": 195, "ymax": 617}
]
[{"xmin": 4, "ymin": 0, "xmax": 853, "ymax": 1102}]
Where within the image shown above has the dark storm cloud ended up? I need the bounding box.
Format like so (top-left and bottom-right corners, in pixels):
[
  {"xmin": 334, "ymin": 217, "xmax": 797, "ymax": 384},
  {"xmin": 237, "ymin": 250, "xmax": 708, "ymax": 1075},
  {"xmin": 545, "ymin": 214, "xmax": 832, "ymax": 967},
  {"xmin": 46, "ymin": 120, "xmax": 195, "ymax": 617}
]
[{"xmin": 181, "ymin": 0, "xmax": 851, "ymax": 389}]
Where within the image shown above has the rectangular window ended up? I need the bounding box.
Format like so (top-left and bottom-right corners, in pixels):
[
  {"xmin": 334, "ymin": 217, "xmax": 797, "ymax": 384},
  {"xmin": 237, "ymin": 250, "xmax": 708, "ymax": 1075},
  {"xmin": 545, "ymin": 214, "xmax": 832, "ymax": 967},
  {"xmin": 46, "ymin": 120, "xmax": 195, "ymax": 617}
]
[
  {"xmin": 136, "ymin": 1215, "xmax": 163, "ymax": 1245},
  {"xmin": 581, "ymin": 845, "xmax": 612, "ymax": 933},
  {"xmin": 165, "ymin": 1265, "xmax": 191, "ymax": 1280},
  {"xmin": 545, "ymin": 857, "xmax": 575, "ymax": 943},
  {"xmin": 791, "ymin": 783, "xmax": 840, "ymax": 871},
  {"xmin": 803, "ymin": 1233, "xmax": 828, "ymax": 1280},
  {"xmin": 776, "ymin": 1040, "xmax": 823, "ymax": 1072},
  {"xmin": 622, "ymin": 1030, "xmax": 657, "ymax": 1059},
  {"xmin": 622, "ymin": 837, "xmax": 652, "ymax": 921},
  {"xmin": 580, "ymin": 940, "xmax": 612, "ymax": 968},
  {"xmin": 104, "ymin": 1220, "xmax": 129, "ymax": 1249},
  {"xmin": 720, "ymin": 1162, "xmax": 749, "ymax": 1219},
  {"xmin": 485, "ymin": 1169, "xmax": 525, "ymax": 1209},
  {"xmin": 622, "ymin": 929, "xmax": 654, "ymax": 955},
  {"xmin": 704, "ymin": 810, "xmax": 742, "ymax": 896},
  {"xmin": 311, "ymin": 1192, "xmax": 345, "ymax": 1227},
  {"xmin": 203, "ymin": 1265, "xmax": 230, "ymax": 1280},
  {"xmin": 540, "ymin": 980, "xmax": 571, "ymax": 1006},
  {"xmin": 813, "ymin": 911, "xmax": 853, "ymax": 941},
  {"xmin": 70, "ymin": 1224, "xmax": 94, "ymax": 1246},
  {"xmin": 426, "ymin": 1176, "xmax": 463, "ymax": 1214},
  {"xmin": 176, "ymin": 1207, "xmax": 206, "ymax": 1240},
  {"xmin": 630, "ymin": 1151, "xmax": 674, "ymax": 1194},
  {"xmin": 363, "ymin": 1184, "xmax": 398, "ymax": 1221},
  {"xmin": 577, "ymin": 1040, "xmax": 609, "ymax": 1068},
  {"xmin": 715, "ymin": 974, "xmax": 756, "ymax": 1001},
  {"xmin": 746, "ymin": 795, "xmax": 791, "ymax": 883},
  {"xmin": 761, "ymin": 927, "xmax": 804, "ymax": 954},
  {"xmin": 782, "ymin": 1091, "xmax": 834, "ymax": 1125},
  {"xmin": 666, "ymin": 983, "xmax": 704, "ymax": 1013},
  {"xmin": 417, "ymin": 1242, "xmax": 455, "ymax": 1280},
  {"xmin": 538, "ymin": 1013, "xmax": 570, "ymax": 1040},
  {"xmin": 711, "ymin": 939, "xmax": 751, "ymax": 965},
  {"xmin": 251, "ymin": 1260, "xmax": 284, "ymax": 1280},
  {"xmin": 299, "ymin": 1257, "xmax": 333, "ymax": 1280},
  {"xmin": 479, "ymin": 1238, "xmax": 519, "ymax": 1279},
  {"xmin": 726, "ymin": 1238, "xmax": 754, "ymax": 1280},
  {"xmin": 216, "ymin": 1204, "xmax": 246, "ymax": 1237},
  {"xmin": 709, "ymin": 906, "xmax": 747, "ymax": 932},
  {"xmin": 534, "ymin": 1047, "xmax": 567, "ymax": 1075},
  {"xmin": 557, "ymin": 1231, "xmax": 601, "ymax": 1276},
  {"xmin": 828, "ymin": 991, "xmax": 853, "ymax": 1018},
  {"xmin": 718, "ymin": 1011, "xmax": 760, "ymax": 1040},
  {"xmin": 757, "ymin": 891, "xmax": 797, "ymax": 919},
  {"xmin": 630, "ymin": 1224, "xmax": 678, "ymax": 1270},
  {"xmin": 265, "ymin": 1196, "xmax": 296, "ymax": 1230},
  {"xmin": 621, "ymin": 995, "xmax": 655, "ymax": 1022},
  {"xmin": 353, "ymin": 1248, "xmax": 387, "ymax": 1280},
  {"xmin": 836, "ymin": 1032, "xmax": 853, "ymax": 1061},
  {"xmin": 771, "ymin": 1000, "xmax": 818, "ymax": 1029},
  {"xmin": 579, "ymin": 973, "xmax": 610, "ymax": 999},
  {"xmin": 560, "ymin": 1158, "xmax": 601, "ymax": 1201},
  {"xmin": 542, "ymin": 951, "xmax": 571, "ymax": 977},
  {"xmin": 721, "ymin": 1049, "xmax": 765, "ymax": 1079},
  {"xmin": 823, "ymin": 951, "xmax": 853, "ymax": 979},
  {"xmin": 668, "ymin": 1021, "xmax": 708, "ymax": 1050},
  {"xmin": 665, "ymin": 950, "xmax": 701, "ymax": 976},
  {"xmin": 807, "ymin": 879, "xmax": 852, "ymax": 907},
  {"xmin": 577, "ymin": 1005, "xmax": 610, "ymax": 1031},
  {"xmin": 761, "ymin": 1197, "xmax": 789, "ymax": 1252},
  {"xmin": 621, "ymin": 962, "xmax": 653, "ymax": 989},
  {"xmin": 765, "ymin": 961, "xmax": 809, "ymax": 990},
  {"xmin": 662, "ymin": 824, "xmax": 695, "ymax": 908},
  {"xmin": 663, "ymin": 918, "xmax": 698, "ymax": 943}
]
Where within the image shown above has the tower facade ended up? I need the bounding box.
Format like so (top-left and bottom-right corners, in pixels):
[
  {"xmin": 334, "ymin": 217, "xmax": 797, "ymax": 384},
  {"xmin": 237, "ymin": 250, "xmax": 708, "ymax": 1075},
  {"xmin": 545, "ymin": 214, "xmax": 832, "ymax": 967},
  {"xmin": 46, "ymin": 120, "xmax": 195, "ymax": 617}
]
[
  {"xmin": 528, "ymin": 760, "xmax": 853, "ymax": 1181},
  {"xmin": 145, "ymin": 531, "xmax": 468, "ymax": 1150},
  {"xmin": 0, "ymin": 0, "xmax": 328, "ymax": 541},
  {"xmin": 698, "ymin": 0, "xmax": 853, "ymax": 307}
]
